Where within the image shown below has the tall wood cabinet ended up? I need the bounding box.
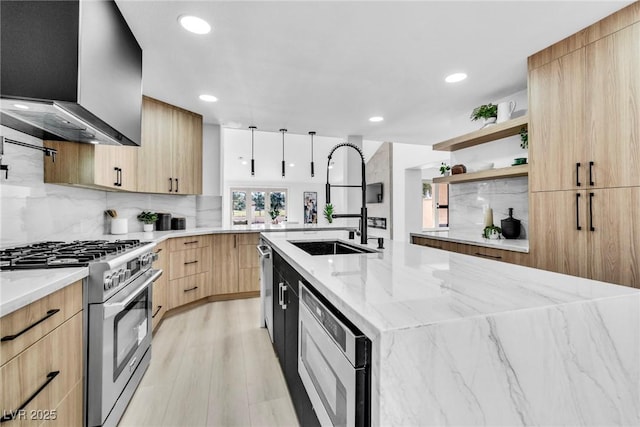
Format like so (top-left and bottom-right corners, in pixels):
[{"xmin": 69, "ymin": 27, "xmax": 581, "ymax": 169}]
[
  {"xmin": 44, "ymin": 141, "xmax": 138, "ymax": 191},
  {"xmin": 137, "ymin": 96, "xmax": 203, "ymax": 195},
  {"xmin": 528, "ymin": 5, "xmax": 639, "ymax": 288}
]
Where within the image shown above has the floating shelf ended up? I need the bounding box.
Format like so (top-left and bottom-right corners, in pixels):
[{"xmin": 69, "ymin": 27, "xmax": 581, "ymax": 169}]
[
  {"xmin": 433, "ymin": 115, "xmax": 528, "ymax": 152},
  {"xmin": 433, "ymin": 164, "xmax": 529, "ymax": 184}
]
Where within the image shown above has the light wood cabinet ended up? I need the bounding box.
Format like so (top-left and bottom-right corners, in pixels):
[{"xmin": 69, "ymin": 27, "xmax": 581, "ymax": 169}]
[
  {"xmin": 43, "ymin": 141, "xmax": 138, "ymax": 191},
  {"xmin": 137, "ymin": 96, "xmax": 203, "ymax": 195},
  {"xmin": 0, "ymin": 284, "xmax": 83, "ymax": 426},
  {"xmin": 411, "ymin": 235, "xmax": 530, "ymax": 267},
  {"xmin": 151, "ymin": 241, "xmax": 168, "ymax": 331},
  {"xmin": 211, "ymin": 233, "xmax": 261, "ymax": 295},
  {"xmin": 167, "ymin": 236, "xmax": 212, "ymax": 309},
  {"xmin": 528, "ymin": 9, "xmax": 639, "ymax": 288}
]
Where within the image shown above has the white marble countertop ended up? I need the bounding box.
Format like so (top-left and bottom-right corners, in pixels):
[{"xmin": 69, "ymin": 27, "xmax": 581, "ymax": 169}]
[
  {"xmin": 411, "ymin": 230, "xmax": 529, "ymax": 252},
  {"xmin": 0, "ymin": 267, "xmax": 88, "ymax": 316},
  {"xmin": 262, "ymin": 230, "xmax": 634, "ymax": 337},
  {"xmin": 0, "ymin": 225, "xmax": 350, "ymax": 316}
]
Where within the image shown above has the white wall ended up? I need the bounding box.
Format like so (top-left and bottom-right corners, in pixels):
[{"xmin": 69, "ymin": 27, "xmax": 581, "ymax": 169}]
[
  {"xmin": 202, "ymin": 124, "xmax": 222, "ymax": 196},
  {"xmin": 222, "ymin": 128, "xmax": 350, "ymax": 227}
]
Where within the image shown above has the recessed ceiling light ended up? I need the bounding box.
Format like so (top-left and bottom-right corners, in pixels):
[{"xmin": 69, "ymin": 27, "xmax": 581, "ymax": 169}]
[
  {"xmin": 89, "ymin": 140, "xmax": 100, "ymax": 145},
  {"xmin": 13, "ymin": 103, "xmax": 29, "ymax": 110},
  {"xmin": 289, "ymin": 162, "xmax": 295, "ymax": 168},
  {"xmin": 199, "ymin": 94, "xmax": 218, "ymax": 102},
  {"xmin": 369, "ymin": 116, "xmax": 384, "ymax": 122},
  {"xmin": 445, "ymin": 72, "xmax": 467, "ymax": 83},
  {"xmin": 178, "ymin": 15, "xmax": 211, "ymax": 34}
]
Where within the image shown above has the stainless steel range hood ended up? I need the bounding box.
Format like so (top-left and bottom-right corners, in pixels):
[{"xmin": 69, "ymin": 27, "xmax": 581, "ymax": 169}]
[{"xmin": 0, "ymin": 0, "xmax": 142, "ymax": 146}]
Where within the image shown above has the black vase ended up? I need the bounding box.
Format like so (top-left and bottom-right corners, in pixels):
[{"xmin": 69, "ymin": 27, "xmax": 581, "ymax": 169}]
[{"xmin": 501, "ymin": 208, "xmax": 521, "ymax": 239}]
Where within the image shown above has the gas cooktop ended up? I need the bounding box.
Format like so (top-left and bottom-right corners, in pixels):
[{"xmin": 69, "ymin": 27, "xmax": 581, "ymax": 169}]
[{"xmin": 0, "ymin": 240, "xmax": 145, "ymax": 270}]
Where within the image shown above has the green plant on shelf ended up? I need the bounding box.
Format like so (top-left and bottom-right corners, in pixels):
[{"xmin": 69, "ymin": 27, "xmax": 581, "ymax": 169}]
[
  {"xmin": 470, "ymin": 103, "xmax": 498, "ymax": 121},
  {"xmin": 136, "ymin": 211, "xmax": 158, "ymax": 224},
  {"xmin": 439, "ymin": 163, "xmax": 451, "ymax": 175},
  {"xmin": 482, "ymin": 225, "xmax": 502, "ymax": 239},
  {"xmin": 520, "ymin": 126, "xmax": 528, "ymax": 149}
]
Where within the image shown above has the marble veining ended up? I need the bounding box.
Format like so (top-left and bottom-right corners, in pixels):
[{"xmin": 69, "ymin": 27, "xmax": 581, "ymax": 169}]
[
  {"xmin": 196, "ymin": 195, "xmax": 222, "ymax": 227},
  {"xmin": 106, "ymin": 192, "xmax": 197, "ymax": 232},
  {"xmin": 449, "ymin": 177, "xmax": 528, "ymax": 239}
]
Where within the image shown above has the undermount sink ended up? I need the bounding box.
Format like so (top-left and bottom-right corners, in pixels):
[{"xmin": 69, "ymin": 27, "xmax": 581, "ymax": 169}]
[{"xmin": 289, "ymin": 240, "xmax": 377, "ymax": 256}]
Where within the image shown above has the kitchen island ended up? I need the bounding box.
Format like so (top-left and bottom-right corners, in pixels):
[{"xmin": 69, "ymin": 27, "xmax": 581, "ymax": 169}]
[{"xmin": 261, "ymin": 230, "xmax": 639, "ymax": 426}]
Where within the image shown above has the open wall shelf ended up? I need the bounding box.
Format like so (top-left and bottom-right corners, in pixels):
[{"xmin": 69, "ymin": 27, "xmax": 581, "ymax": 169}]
[
  {"xmin": 433, "ymin": 164, "xmax": 529, "ymax": 184},
  {"xmin": 433, "ymin": 115, "xmax": 528, "ymax": 152}
]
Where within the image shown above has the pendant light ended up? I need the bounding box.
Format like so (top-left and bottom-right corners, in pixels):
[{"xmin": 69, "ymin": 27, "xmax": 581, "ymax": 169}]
[
  {"xmin": 309, "ymin": 131, "xmax": 316, "ymax": 177},
  {"xmin": 249, "ymin": 126, "xmax": 257, "ymax": 176},
  {"xmin": 279, "ymin": 128, "xmax": 287, "ymax": 177}
]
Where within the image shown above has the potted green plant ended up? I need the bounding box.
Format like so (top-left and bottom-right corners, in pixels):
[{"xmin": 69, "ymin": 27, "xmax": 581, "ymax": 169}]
[
  {"xmin": 470, "ymin": 103, "xmax": 498, "ymax": 127},
  {"xmin": 482, "ymin": 225, "xmax": 502, "ymax": 240},
  {"xmin": 519, "ymin": 126, "xmax": 528, "ymax": 149},
  {"xmin": 137, "ymin": 211, "xmax": 158, "ymax": 232},
  {"xmin": 269, "ymin": 208, "xmax": 280, "ymax": 224},
  {"xmin": 323, "ymin": 203, "xmax": 334, "ymax": 224},
  {"xmin": 439, "ymin": 162, "xmax": 451, "ymax": 176}
]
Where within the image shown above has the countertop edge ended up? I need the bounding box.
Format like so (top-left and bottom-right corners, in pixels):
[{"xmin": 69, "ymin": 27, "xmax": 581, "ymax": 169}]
[{"xmin": 410, "ymin": 232, "xmax": 529, "ymax": 253}]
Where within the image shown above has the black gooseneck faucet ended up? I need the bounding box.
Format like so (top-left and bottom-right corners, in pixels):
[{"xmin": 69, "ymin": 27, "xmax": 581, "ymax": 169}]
[{"xmin": 326, "ymin": 142, "xmax": 367, "ymax": 245}]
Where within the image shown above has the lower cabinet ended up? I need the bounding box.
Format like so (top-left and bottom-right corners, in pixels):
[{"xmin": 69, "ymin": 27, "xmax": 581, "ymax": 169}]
[
  {"xmin": 151, "ymin": 240, "xmax": 168, "ymax": 330},
  {"xmin": 0, "ymin": 282, "xmax": 83, "ymax": 426},
  {"xmin": 272, "ymin": 251, "xmax": 320, "ymax": 427},
  {"xmin": 211, "ymin": 233, "xmax": 261, "ymax": 295},
  {"xmin": 167, "ymin": 236, "xmax": 212, "ymax": 309},
  {"xmin": 411, "ymin": 235, "xmax": 530, "ymax": 267}
]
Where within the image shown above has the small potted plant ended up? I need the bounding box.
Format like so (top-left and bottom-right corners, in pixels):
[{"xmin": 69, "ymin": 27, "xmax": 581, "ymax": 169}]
[
  {"xmin": 439, "ymin": 162, "xmax": 451, "ymax": 176},
  {"xmin": 470, "ymin": 103, "xmax": 498, "ymax": 128},
  {"xmin": 137, "ymin": 211, "xmax": 158, "ymax": 232},
  {"xmin": 482, "ymin": 225, "xmax": 502, "ymax": 240},
  {"xmin": 323, "ymin": 203, "xmax": 334, "ymax": 224},
  {"xmin": 269, "ymin": 208, "xmax": 280, "ymax": 224},
  {"xmin": 519, "ymin": 126, "xmax": 528, "ymax": 149}
]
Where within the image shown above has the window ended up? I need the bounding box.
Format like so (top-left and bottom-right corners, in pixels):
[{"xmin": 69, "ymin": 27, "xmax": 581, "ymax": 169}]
[
  {"xmin": 422, "ymin": 181, "xmax": 448, "ymax": 229},
  {"xmin": 231, "ymin": 188, "xmax": 287, "ymax": 225}
]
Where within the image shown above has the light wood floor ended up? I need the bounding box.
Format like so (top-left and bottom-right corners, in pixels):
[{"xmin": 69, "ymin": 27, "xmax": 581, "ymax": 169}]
[{"xmin": 119, "ymin": 298, "xmax": 300, "ymax": 427}]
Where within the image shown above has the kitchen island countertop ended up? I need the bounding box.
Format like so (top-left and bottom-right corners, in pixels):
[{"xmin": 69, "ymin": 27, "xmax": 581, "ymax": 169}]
[
  {"xmin": 411, "ymin": 230, "xmax": 529, "ymax": 252},
  {"xmin": 261, "ymin": 230, "xmax": 639, "ymax": 426}
]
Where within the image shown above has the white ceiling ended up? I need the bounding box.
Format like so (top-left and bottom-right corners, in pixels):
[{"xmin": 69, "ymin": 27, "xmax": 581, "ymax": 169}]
[{"xmin": 116, "ymin": 0, "xmax": 633, "ymax": 145}]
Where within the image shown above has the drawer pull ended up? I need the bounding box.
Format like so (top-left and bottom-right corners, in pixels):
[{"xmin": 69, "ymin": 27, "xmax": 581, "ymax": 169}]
[
  {"xmin": 0, "ymin": 371, "xmax": 60, "ymax": 423},
  {"xmin": 155, "ymin": 248, "xmax": 163, "ymax": 253},
  {"xmin": 184, "ymin": 286, "xmax": 198, "ymax": 293},
  {"xmin": 184, "ymin": 260, "xmax": 199, "ymax": 265},
  {"xmin": 152, "ymin": 305, "xmax": 163, "ymax": 318},
  {"xmin": 1, "ymin": 309, "xmax": 60, "ymax": 342},
  {"xmin": 183, "ymin": 241, "xmax": 199, "ymax": 245},
  {"xmin": 474, "ymin": 252, "xmax": 502, "ymax": 260}
]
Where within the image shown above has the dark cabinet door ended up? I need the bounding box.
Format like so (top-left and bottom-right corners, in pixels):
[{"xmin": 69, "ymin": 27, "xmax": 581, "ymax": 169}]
[{"xmin": 272, "ymin": 274, "xmax": 286, "ymax": 369}]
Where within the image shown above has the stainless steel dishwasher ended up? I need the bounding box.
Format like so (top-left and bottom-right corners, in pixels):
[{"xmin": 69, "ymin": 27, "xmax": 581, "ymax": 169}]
[
  {"xmin": 257, "ymin": 239, "xmax": 273, "ymax": 341},
  {"xmin": 298, "ymin": 281, "xmax": 371, "ymax": 426}
]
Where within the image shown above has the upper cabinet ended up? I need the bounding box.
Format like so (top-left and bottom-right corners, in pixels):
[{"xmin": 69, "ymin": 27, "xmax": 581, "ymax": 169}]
[
  {"xmin": 529, "ymin": 20, "xmax": 640, "ymax": 192},
  {"xmin": 44, "ymin": 141, "xmax": 138, "ymax": 191},
  {"xmin": 137, "ymin": 96, "xmax": 203, "ymax": 195}
]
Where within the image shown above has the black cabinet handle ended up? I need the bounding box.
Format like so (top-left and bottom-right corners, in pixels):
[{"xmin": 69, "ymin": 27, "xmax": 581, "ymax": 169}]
[
  {"xmin": 576, "ymin": 163, "xmax": 581, "ymax": 187},
  {"xmin": 589, "ymin": 161, "xmax": 594, "ymax": 186},
  {"xmin": 155, "ymin": 248, "xmax": 163, "ymax": 253},
  {"xmin": 152, "ymin": 305, "xmax": 163, "ymax": 318},
  {"xmin": 183, "ymin": 241, "xmax": 198, "ymax": 245},
  {"xmin": 183, "ymin": 286, "xmax": 198, "ymax": 293},
  {"xmin": 114, "ymin": 167, "xmax": 120, "ymax": 186},
  {"xmin": 474, "ymin": 252, "xmax": 502, "ymax": 260},
  {"xmin": 169, "ymin": 177, "xmax": 173, "ymax": 192},
  {"xmin": 175, "ymin": 178, "xmax": 179, "ymax": 193},
  {"xmin": 589, "ymin": 192, "xmax": 595, "ymax": 231},
  {"xmin": 184, "ymin": 260, "xmax": 198, "ymax": 265},
  {"xmin": 0, "ymin": 371, "xmax": 60, "ymax": 423},
  {"xmin": 234, "ymin": 235, "xmax": 237, "ymax": 248},
  {"xmin": 427, "ymin": 244, "xmax": 442, "ymax": 249},
  {"xmin": 1, "ymin": 309, "xmax": 60, "ymax": 342},
  {"xmin": 576, "ymin": 193, "xmax": 582, "ymax": 230}
]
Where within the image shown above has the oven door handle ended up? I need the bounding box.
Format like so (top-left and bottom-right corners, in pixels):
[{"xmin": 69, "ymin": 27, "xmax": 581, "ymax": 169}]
[
  {"xmin": 256, "ymin": 244, "xmax": 271, "ymax": 258},
  {"xmin": 103, "ymin": 269, "xmax": 163, "ymax": 319}
]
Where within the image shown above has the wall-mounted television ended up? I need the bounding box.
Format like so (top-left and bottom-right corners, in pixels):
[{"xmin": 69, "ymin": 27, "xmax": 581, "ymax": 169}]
[{"xmin": 366, "ymin": 182, "xmax": 383, "ymax": 203}]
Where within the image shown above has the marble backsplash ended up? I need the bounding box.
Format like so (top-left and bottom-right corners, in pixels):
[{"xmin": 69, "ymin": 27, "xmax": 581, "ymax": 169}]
[
  {"xmin": 0, "ymin": 127, "xmax": 221, "ymax": 246},
  {"xmin": 449, "ymin": 177, "xmax": 528, "ymax": 239}
]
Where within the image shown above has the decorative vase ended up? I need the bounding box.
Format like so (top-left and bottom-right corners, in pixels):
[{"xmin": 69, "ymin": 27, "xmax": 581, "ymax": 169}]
[
  {"xmin": 143, "ymin": 223, "xmax": 153, "ymax": 232},
  {"xmin": 482, "ymin": 117, "xmax": 497, "ymax": 128}
]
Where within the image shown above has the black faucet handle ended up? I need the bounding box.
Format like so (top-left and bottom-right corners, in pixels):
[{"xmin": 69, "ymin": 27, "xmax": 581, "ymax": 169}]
[{"xmin": 367, "ymin": 236, "xmax": 384, "ymax": 249}]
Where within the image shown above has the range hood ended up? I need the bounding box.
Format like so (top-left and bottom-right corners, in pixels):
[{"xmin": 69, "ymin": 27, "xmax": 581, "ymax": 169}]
[{"xmin": 0, "ymin": 0, "xmax": 142, "ymax": 146}]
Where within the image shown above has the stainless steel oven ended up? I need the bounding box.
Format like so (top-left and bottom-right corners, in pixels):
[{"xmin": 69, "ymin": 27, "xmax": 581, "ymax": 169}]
[
  {"xmin": 87, "ymin": 246, "xmax": 161, "ymax": 427},
  {"xmin": 298, "ymin": 282, "xmax": 370, "ymax": 427}
]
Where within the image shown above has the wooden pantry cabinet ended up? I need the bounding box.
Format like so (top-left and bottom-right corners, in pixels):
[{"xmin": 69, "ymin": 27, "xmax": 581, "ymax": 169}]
[
  {"xmin": 137, "ymin": 96, "xmax": 203, "ymax": 195},
  {"xmin": 166, "ymin": 236, "xmax": 212, "ymax": 309},
  {"xmin": 43, "ymin": 141, "xmax": 138, "ymax": 191},
  {"xmin": 211, "ymin": 233, "xmax": 261, "ymax": 296},
  {"xmin": 0, "ymin": 281, "xmax": 83, "ymax": 426},
  {"xmin": 151, "ymin": 240, "xmax": 168, "ymax": 331},
  {"xmin": 528, "ymin": 4, "xmax": 640, "ymax": 288}
]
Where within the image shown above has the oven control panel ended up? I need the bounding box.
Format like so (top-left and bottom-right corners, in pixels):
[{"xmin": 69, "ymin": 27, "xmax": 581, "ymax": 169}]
[{"xmin": 103, "ymin": 251, "xmax": 154, "ymax": 291}]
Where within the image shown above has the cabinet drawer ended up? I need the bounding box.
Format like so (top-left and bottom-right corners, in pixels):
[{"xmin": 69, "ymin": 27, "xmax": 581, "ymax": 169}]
[
  {"xmin": 151, "ymin": 279, "xmax": 167, "ymax": 331},
  {"xmin": 169, "ymin": 247, "xmax": 212, "ymax": 280},
  {"xmin": 1, "ymin": 281, "xmax": 82, "ymax": 366},
  {"xmin": 168, "ymin": 273, "xmax": 208, "ymax": 309},
  {"xmin": 168, "ymin": 235, "xmax": 210, "ymax": 252},
  {"xmin": 0, "ymin": 313, "xmax": 82, "ymax": 426},
  {"xmin": 237, "ymin": 232, "xmax": 260, "ymax": 246}
]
